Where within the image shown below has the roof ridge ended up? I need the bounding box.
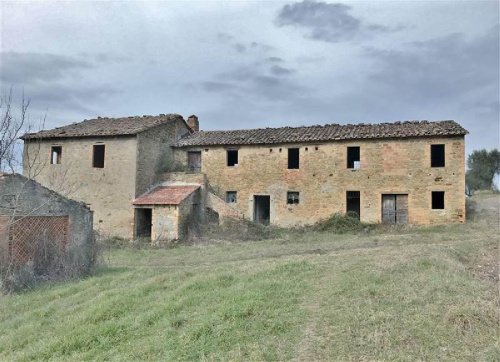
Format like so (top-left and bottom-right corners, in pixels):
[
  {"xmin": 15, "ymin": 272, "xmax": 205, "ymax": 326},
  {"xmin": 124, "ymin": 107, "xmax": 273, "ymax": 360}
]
[
  {"xmin": 21, "ymin": 113, "xmax": 184, "ymax": 140},
  {"xmin": 173, "ymin": 120, "xmax": 467, "ymax": 147}
]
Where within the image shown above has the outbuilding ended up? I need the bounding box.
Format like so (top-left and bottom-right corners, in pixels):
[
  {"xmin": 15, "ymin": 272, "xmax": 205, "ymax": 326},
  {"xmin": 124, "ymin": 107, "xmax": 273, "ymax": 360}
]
[{"xmin": 0, "ymin": 173, "xmax": 93, "ymax": 266}]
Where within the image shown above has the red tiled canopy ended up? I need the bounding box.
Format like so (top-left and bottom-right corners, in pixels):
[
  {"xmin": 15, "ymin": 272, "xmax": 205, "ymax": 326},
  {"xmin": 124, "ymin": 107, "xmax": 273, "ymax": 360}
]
[{"xmin": 133, "ymin": 185, "xmax": 199, "ymax": 206}]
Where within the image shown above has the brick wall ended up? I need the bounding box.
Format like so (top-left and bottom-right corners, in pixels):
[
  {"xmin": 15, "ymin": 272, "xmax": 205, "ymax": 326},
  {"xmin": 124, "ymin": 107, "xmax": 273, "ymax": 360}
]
[{"xmin": 178, "ymin": 136, "xmax": 465, "ymax": 226}]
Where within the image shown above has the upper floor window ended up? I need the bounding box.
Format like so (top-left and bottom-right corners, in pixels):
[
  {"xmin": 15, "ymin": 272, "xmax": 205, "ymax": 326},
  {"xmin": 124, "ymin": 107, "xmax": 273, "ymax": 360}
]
[
  {"xmin": 50, "ymin": 146, "xmax": 62, "ymax": 165},
  {"xmin": 226, "ymin": 191, "xmax": 237, "ymax": 203},
  {"xmin": 93, "ymin": 144, "xmax": 105, "ymax": 168},
  {"xmin": 288, "ymin": 148, "xmax": 299, "ymax": 169},
  {"xmin": 432, "ymin": 191, "xmax": 445, "ymax": 209},
  {"xmin": 227, "ymin": 149, "xmax": 238, "ymax": 167},
  {"xmin": 431, "ymin": 144, "xmax": 445, "ymax": 167},
  {"xmin": 287, "ymin": 191, "xmax": 300, "ymax": 204},
  {"xmin": 347, "ymin": 146, "xmax": 360, "ymax": 169}
]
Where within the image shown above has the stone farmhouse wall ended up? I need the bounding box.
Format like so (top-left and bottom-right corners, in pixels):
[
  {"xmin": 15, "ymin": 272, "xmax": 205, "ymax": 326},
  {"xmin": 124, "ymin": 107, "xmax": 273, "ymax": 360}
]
[
  {"xmin": 23, "ymin": 136, "xmax": 137, "ymax": 237},
  {"xmin": 135, "ymin": 121, "xmax": 191, "ymax": 196},
  {"xmin": 175, "ymin": 136, "xmax": 465, "ymax": 226},
  {"xmin": 23, "ymin": 118, "xmax": 190, "ymax": 238}
]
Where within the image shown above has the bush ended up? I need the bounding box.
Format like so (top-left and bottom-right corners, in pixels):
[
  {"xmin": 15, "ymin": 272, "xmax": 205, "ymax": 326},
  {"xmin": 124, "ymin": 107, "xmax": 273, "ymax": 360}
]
[
  {"xmin": 313, "ymin": 212, "xmax": 370, "ymax": 234},
  {"xmin": 0, "ymin": 233, "xmax": 101, "ymax": 293},
  {"xmin": 199, "ymin": 218, "xmax": 284, "ymax": 242}
]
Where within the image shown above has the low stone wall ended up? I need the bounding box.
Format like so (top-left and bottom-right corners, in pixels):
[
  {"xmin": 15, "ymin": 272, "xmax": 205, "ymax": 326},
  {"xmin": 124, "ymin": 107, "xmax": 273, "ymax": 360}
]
[{"xmin": 206, "ymin": 192, "xmax": 244, "ymax": 223}]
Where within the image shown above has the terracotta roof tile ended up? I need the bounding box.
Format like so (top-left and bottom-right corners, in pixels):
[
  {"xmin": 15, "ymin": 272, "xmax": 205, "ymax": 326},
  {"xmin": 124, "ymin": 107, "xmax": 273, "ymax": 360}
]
[
  {"xmin": 21, "ymin": 114, "xmax": 184, "ymax": 140},
  {"xmin": 133, "ymin": 185, "xmax": 200, "ymax": 206},
  {"xmin": 173, "ymin": 120, "xmax": 467, "ymax": 147}
]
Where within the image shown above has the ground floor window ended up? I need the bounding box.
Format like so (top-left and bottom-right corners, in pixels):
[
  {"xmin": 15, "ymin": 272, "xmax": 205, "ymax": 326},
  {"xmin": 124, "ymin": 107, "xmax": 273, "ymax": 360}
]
[
  {"xmin": 432, "ymin": 191, "xmax": 445, "ymax": 209},
  {"xmin": 226, "ymin": 191, "xmax": 237, "ymax": 203},
  {"xmin": 287, "ymin": 191, "xmax": 299, "ymax": 204}
]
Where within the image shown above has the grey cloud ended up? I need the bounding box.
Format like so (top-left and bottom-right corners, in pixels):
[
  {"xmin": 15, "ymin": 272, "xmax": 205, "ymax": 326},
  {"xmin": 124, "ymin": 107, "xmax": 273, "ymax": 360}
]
[
  {"xmin": 365, "ymin": 25, "xmax": 499, "ymax": 102},
  {"xmin": 233, "ymin": 43, "xmax": 247, "ymax": 53},
  {"xmin": 276, "ymin": 0, "xmax": 402, "ymax": 43},
  {"xmin": 270, "ymin": 65, "xmax": 295, "ymax": 76},
  {"xmin": 267, "ymin": 57, "xmax": 284, "ymax": 63},
  {"xmin": 250, "ymin": 42, "xmax": 274, "ymax": 52},
  {"xmin": 0, "ymin": 52, "xmax": 93, "ymax": 83},
  {"xmin": 216, "ymin": 33, "xmax": 274, "ymax": 54},
  {"xmin": 217, "ymin": 32, "xmax": 234, "ymax": 42},
  {"xmin": 200, "ymin": 61, "xmax": 305, "ymax": 102},
  {"xmin": 201, "ymin": 81, "xmax": 241, "ymax": 93}
]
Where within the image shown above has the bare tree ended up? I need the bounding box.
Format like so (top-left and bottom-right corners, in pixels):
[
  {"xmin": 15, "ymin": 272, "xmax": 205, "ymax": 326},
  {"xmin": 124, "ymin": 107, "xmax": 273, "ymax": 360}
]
[
  {"xmin": 0, "ymin": 90, "xmax": 97, "ymax": 293},
  {"xmin": 0, "ymin": 89, "xmax": 29, "ymax": 173}
]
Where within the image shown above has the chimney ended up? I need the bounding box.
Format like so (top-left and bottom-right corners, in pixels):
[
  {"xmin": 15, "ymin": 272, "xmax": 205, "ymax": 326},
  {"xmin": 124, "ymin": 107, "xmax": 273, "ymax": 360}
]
[{"xmin": 186, "ymin": 114, "xmax": 199, "ymax": 132}]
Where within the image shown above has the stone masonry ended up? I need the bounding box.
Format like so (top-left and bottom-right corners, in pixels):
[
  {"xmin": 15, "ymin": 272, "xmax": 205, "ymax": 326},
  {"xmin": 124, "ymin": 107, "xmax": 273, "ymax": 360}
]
[
  {"xmin": 22, "ymin": 115, "xmax": 191, "ymax": 238},
  {"xmin": 173, "ymin": 136, "xmax": 466, "ymax": 226}
]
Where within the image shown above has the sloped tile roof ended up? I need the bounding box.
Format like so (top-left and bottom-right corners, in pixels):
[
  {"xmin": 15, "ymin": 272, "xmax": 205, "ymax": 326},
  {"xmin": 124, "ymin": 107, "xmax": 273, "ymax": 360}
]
[
  {"xmin": 173, "ymin": 120, "xmax": 467, "ymax": 147},
  {"xmin": 133, "ymin": 185, "xmax": 200, "ymax": 206},
  {"xmin": 21, "ymin": 114, "xmax": 185, "ymax": 140}
]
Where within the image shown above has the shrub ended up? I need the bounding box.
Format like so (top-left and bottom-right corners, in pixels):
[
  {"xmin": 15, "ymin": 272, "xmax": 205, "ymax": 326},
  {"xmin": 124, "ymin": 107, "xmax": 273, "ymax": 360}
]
[
  {"xmin": 0, "ymin": 233, "xmax": 101, "ymax": 293},
  {"xmin": 313, "ymin": 212, "xmax": 370, "ymax": 234},
  {"xmin": 200, "ymin": 217, "xmax": 284, "ymax": 242}
]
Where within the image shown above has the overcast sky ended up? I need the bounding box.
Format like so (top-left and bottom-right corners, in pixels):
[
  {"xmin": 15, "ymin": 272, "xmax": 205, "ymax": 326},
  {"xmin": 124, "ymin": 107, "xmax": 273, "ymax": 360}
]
[{"xmin": 1, "ymin": 0, "xmax": 498, "ymax": 154}]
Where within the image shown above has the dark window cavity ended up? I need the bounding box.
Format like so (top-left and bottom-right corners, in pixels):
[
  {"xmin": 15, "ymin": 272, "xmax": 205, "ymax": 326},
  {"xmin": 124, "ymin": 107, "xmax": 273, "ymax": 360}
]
[
  {"xmin": 226, "ymin": 191, "xmax": 237, "ymax": 203},
  {"xmin": 227, "ymin": 149, "xmax": 238, "ymax": 166},
  {"xmin": 287, "ymin": 191, "xmax": 300, "ymax": 204},
  {"xmin": 347, "ymin": 147, "xmax": 360, "ymax": 169},
  {"xmin": 93, "ymin": 144, "xmax": 105, "ymax": 168},
  {"xmin": 288, "ymin": 148, "xmax": 299, "ymax": 169},
  {"xmin": 432, "ymin": 191, "xmax": 445, "ymax": 209},
  {"xmin": 50, "ymin": 146, "xmax": 62, "ymax": 165},
  {"xmin": 431, "ymin": 144, "xmax": 445, "ymax": 167}
]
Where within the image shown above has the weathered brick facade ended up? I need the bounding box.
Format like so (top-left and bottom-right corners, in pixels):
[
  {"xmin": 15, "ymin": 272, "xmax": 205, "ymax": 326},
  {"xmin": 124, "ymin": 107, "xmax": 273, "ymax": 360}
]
[{"xmin": 174, "ymin": 136, "xmax": 466, "ymax": 226}]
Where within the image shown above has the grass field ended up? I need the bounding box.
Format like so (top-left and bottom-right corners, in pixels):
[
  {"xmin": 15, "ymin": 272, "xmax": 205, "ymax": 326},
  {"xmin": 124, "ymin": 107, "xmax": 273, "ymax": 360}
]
[{"xmin": 0, "ymin": 194, "xmax": 498, "ymax": 361}]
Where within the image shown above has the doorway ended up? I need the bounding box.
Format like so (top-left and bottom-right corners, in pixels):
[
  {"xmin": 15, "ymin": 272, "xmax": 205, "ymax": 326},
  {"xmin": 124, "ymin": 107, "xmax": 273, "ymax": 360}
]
[
  {"xmin": 135, "ymin": 208, "xmax": 152, "ymax": 238},
  {"xmin": 254, "ymin": 195, "xmax": 270, "ymax": 225},
  {"xmin": 346, "ymin": 191, "xmax": 360, "ymax": 219},
  {"xmin": 382, "ymin": 194, "xmax": 408, "ymax": 224},
  {"xmin": 188, "ymin": 151, "xmax": 201, "ymax": 172}
]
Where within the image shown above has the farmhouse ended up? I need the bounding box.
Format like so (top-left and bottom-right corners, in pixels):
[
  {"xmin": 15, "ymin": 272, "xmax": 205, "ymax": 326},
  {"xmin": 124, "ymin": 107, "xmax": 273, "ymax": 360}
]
[
  {"xmin": 22, "ymin": 114, "xmax": 468, "ymax": 241},
  {"xmin": 22, "ymin": 114, "xmax": 192, "ymax": 238}
]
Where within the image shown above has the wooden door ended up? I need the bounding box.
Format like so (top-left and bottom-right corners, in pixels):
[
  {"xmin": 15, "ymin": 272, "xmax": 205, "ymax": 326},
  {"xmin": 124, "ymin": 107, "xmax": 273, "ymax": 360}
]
[
  {"xmin": 382, "ymin": 194, "xmax": 408, "ymax": 224},
  {"xmin": 395, "ymin": 194, "xmax": 408, "ymax": 224},
  {"xmin": 188, "ymin": 151, "xmax": 201, "ymax": 172},
  {"xmin": 382, "ymin": 195, "xmax": 396, "ymax": 224}
]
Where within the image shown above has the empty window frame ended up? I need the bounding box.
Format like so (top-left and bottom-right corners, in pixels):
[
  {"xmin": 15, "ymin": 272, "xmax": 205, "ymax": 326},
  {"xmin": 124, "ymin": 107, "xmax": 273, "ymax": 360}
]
[
  {"xmin": 287, "ymin": 191, "xmax": 300, "ymax": 205},
  {"xmin": 227, "ymin": 149, "xmax": 238, "ymax": 166},
  {"xmin": 92, "ymin": 144, "xmax": 105, "ymax": 168},
  {"xmin": 50, "ymin": 146, "xmax": 62, "ymax": 164},
  {"xmin": 347, "ymin": 146, "xmax": 360, "ymax": 169},
  {"xmin": 346, "ymin": 191, "xmax": 361, "ymax": 219},
  {"xmin": 431, "ymin": 144, "xmax": 445, "ymax": 167},
  {"xmin": 432, "ymin": 191, "xmax": 445, "ymax": 209},
  {"xmin": 288, "ymin": 148, "xmax": 299, "ymax": 169},
  {"xmin": 226, "ymin": 191, "xmax": 237, "ymax": 203}
]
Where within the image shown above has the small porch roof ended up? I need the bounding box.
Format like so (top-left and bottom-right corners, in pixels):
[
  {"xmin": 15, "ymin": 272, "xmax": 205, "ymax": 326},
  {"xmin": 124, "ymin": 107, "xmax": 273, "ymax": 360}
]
[{"xmin": 133, "ymin": 185, "xmax": 200, "ymax": 206}]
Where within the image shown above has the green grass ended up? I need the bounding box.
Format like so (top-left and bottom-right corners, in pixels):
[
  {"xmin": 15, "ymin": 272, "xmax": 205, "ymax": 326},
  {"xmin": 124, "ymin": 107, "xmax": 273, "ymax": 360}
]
[{"xmin": 0, "ymin": 195, "xmax": 498, "ymax": 361}]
